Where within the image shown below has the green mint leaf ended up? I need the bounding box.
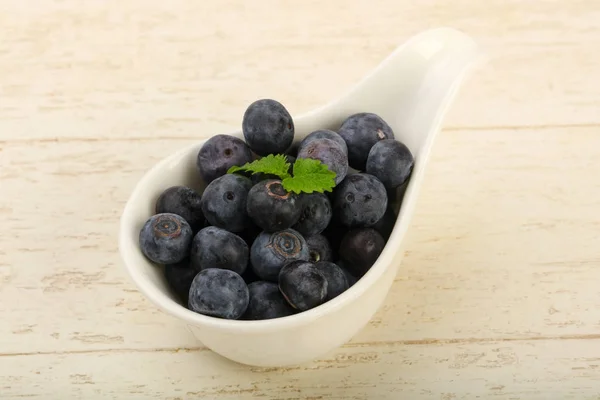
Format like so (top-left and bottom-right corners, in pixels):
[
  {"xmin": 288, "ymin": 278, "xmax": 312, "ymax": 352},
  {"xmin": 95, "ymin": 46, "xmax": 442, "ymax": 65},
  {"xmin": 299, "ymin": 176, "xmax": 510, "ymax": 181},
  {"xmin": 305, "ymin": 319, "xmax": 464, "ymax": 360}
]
[
  {"xmin": 281, "ymin": 158, "xmax": 336, "ymax": 194},
  {"xmin": 227, "ymin": 154, "xmax": 291, "ymax": 179}
]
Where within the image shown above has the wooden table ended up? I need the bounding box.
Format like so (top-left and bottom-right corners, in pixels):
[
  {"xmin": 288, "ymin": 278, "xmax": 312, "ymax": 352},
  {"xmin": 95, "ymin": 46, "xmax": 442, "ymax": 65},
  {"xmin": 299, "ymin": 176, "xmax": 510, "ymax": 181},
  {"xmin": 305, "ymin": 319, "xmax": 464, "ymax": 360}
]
[{"xmin": 2, "ymin": 1, "xmax": 599, "ymax": 398}]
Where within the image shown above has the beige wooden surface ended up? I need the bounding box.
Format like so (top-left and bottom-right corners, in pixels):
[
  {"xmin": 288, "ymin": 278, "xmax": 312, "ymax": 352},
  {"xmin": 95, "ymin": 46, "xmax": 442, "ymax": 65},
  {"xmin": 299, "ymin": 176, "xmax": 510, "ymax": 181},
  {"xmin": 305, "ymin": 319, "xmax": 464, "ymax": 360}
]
[{"xmin": 1, "ymin": 1, "xmax": 600, "ymax": 399}]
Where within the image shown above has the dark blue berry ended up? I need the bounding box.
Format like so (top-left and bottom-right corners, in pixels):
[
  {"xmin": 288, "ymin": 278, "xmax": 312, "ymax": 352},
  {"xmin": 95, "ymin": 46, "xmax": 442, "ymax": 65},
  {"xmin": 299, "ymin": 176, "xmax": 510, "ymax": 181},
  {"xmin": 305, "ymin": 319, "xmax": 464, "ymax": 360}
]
[
  {"xmin": 315, "ymin": 261, "xmax": 349, "ymax": 301},
  {"xmin": 278, "ymin": 260, "xmax": 327, "ymax": 311},
  {"xmin": 338, "ymin": 113, "xmax": 395, "ymax": 170},
  {"xmin": 321, "ymin": 218, "xmax": 345, "ymax": 259},
  {"xmin": 246, "ymin": 179, "xmax": 302, "ymax": 232},
  {"xmin": 200, "ymin": 174, "xmax": 252, "ymax": 233},
  {"xmin": 139, "ymin": 213, "xmax": 193, "ymax": 264},
  {"xmin": 155, "ymin": 186, "xmax": 205, "ymax": 231},
  {"xmin": 339, "ymin": 228, "xmax": 385, "ymax": 277},
  {"xmin": 333, "ymin": 173, "xmax": 387, "ymax": 228},
  {"xmin": 190, "ymin": 226, "xmax": 248, "ymax": 275},
  {"xmin": 188, "ymin": 269, "xmax": 249, "ymax": 319},
  {"xmin": 243, "ymin": 281, "xmax": 295, "ymax": 320},
  {"xmin": 387, "ymin": 179, "xmax": 409, "ymax": 206},
  {"xmin": 372, "ymin": 206, "xmax": 397, "ymax": 240},
  {"xmin": 287, "ymin": 143, "xmax": 300, "ymax": 157},
  {"xmin": 292, "ymin": 193, "xmax": 332, "ymax": 236},
  {"xmin": 197, "ymin": 134, "xmax": 254, "ymax": 184},
  {"xmin": 299, "ymin": 129, "xmax": 348, "ymax": 155},
  {"xmin": 297, "ymin": 138, "xmax": 348, "ymax": 185},
  {"xmin": 251, "ymin": 172, "xmax": 277, "ymax": 185},
  {"xmin": 238, "ymin": 220, "xmax": 262, "ymax": 248},
  {"xmin": 164, "ymin": 258, "xmax": 198, "ymax": 304},
  {"xmin": 337, "ymin": 260, "xmax": 358, "ymax": 287},
  {"xmin": 366, "ymin": 139, "xmax": 414, "ymax": 190},
  {"xmin": 242, "ymin": 99, "xmax": 294, "ymax": 156},
  {"xmin": 250, "ymin": 229, "xmax": 309, "ymax": 282},
  {"xmin": 305, "ymin": 234, "xmax": 333, "ymax": 263},
  {"xmin": 241, "ymin": 264, "xmax": 261, "ymax": 284}
]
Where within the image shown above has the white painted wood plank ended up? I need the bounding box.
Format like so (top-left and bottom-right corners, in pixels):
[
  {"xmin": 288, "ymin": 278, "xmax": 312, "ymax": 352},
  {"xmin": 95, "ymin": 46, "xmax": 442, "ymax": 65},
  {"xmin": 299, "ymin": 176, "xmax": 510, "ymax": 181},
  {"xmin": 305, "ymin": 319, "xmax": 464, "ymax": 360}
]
[
  {"xmin": 0, "ymin": 1, "xmax": 600, "ymax": 144},
  {"xmin": 2, "ymin": 339, "xmax": 600, "ymax": 399}
]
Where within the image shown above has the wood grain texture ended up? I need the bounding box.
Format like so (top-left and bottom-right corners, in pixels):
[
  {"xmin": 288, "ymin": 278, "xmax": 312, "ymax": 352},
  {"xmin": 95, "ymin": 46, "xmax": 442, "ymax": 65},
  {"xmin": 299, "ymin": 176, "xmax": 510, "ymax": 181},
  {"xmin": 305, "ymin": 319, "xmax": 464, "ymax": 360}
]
[
  {"xmin": 3, "ymin": 340, "xmax": 600, "ymax": 399},
  {"xmin": 1, "ymin": 0, "xmax": 600, "ymax": 398}
]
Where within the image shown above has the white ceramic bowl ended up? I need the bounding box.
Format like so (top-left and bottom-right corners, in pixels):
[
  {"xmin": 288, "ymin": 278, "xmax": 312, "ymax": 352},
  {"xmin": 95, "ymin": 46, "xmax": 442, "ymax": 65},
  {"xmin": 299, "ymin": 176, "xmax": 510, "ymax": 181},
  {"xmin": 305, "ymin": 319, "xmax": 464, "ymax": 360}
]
[{"xmin": 119, "ymin": 28, "xmax": 481, "ymax": 367}]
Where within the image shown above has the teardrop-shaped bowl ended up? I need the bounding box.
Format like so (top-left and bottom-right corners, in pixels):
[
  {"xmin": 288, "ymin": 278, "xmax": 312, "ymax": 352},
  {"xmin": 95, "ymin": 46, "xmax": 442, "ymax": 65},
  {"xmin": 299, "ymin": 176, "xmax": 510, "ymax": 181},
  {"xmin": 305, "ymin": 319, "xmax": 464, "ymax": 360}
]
[{"xmin": 119, "ymin": 27, "xmax": 482, "ymax": 367}]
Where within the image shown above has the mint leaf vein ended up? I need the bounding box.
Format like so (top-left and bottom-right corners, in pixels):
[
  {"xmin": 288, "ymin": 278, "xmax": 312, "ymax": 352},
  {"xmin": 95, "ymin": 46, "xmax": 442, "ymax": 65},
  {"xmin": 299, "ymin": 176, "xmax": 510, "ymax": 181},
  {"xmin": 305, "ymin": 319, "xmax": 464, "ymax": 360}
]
[{"xmin": 281, "ymin": 158, "xmax": 336, "ymax": 194}]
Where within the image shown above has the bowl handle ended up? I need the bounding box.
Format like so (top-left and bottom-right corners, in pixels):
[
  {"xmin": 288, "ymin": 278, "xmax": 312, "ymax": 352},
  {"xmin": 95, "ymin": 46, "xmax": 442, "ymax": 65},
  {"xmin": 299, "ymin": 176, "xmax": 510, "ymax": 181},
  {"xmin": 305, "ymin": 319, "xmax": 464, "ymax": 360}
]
[{"xmin": 295, "ymin": 27, "xmax": 483, "ymax": 153}]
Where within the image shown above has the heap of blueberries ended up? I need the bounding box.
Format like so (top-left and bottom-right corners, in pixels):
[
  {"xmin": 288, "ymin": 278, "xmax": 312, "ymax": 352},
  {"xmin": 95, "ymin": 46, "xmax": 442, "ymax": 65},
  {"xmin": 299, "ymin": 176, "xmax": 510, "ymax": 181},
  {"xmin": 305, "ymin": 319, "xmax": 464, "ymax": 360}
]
[{"xmin": 138, "ymin": 99, "xmax": 414, "ymax": 320}]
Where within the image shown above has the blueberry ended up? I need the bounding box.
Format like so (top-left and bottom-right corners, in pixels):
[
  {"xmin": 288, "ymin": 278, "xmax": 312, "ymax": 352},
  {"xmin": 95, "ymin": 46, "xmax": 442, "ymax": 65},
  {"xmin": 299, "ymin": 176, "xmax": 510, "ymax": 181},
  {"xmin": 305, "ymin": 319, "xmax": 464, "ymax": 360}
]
[
  {"xmin": 337, "ymin": 260, "xmax": 358, "ymax": 287},
  {"xmin": 292, "ymin": 193, "xmax": 332, "ymax": 236},
  {"xmin": 241, "ymin": 265, "xmax": 261, "ymax": 285},
  {"xmin": 279, "ymin": 260, "xmax": 327, "ymax": 311},
  {"xmin": 250, "ymin": 229, "xmax": 310, "ymax": 282},
  {"xmin": 251, "ymin": 172, "xmax": 277, "ymax": 185},
  {"xmin": 164, "ymin": 258, "xmax": 198, "ymax": 304},
  {"xmin": 242, "ymin": 99, "xmax": 294, "ymax": 156},
  {"xmin": 305, "ymin": 234, "xmax": 333, "ymax": 263},
  {"xmin": 247, "ymin": 179, "xmax": 302, "ymax": 232},
  {"xmin": 366, "ymin": 139, "xmax": 414, "ymax": 190},
  {"xmin": 339, "ymin": 228, "xmax": 385, "ymax": 277},
  {"xmin": 200, "ymin": 174, "xmax": 252, "ymax": 233},
  {"xmin": 315, "ymin": 261, "xmax": 349, "ymax": 301},
  {"xmin": 190, "ymin": 226, "xmax": 249, "ymax": 275},
  {"xmin": 286, "ymin": 142, "xmax": 300, "ymax": 157},
  {"xmin": 188, "ymin": 269, "xmax": 249, "ymax": 319},
  {"xmin": 139, "ymin": 213, "xmax": 193, "ymax": 264},
  {"xmin": 238, "ymin": 220, "xmax": 262, "ymax": 248},
  {"xmin": 372, "ymin": 206, "xmax": 397, "ymax": 240},
  {"xmin": 338, "ymin": 113, "xmax": 395, "ymax": 170},
  {"xmin": 243, "ymin": 281, "xmax": 296, "ymax": 320},
  {"xmin": 321, "ymin": 217, "xmax": 345, "ymax": 260},
  {"xmin": 387, "ymin": 179, "xmax": 409, "ymax": 206},
  {"xmin": 155, "ymin": 186, "xmax": 205, "ymax": 232},
  {"xmin": 299, "ymin": 129, "xmax": 348, "ymax": 156},
  {"xmin": 333, "ymin": 173, "xmax": 388, "ymax": 228},
  {"xmin": 297, "ymin": 138, "xmax": 348, "ymax": 185},
  {"xmin": 197, "ymin": 134, "xmax": 254, "ymax": 184}
]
